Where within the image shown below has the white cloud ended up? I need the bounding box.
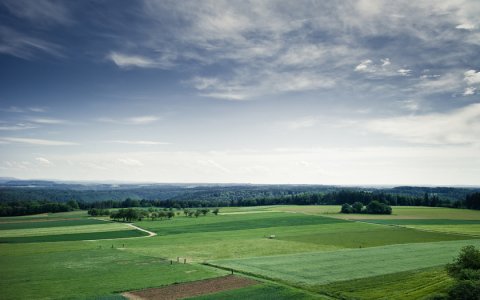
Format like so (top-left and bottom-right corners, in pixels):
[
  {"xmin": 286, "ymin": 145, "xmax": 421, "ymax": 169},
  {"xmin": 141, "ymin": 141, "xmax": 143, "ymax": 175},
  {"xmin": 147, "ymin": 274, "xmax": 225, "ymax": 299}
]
[
  {"xmin": 456, "ymin": 23, "xmax": 475, "ymax": 30},
  {"xmin": 117, "ymin": 158, "xmax": 144, "ymax": 167},
  {"xmin": 355, "ymin": 59, "xmax": 373, "ymax": 72},
  {"xmin": 0, "ymin": 123, "xmax": 37, "ymax": 131},
  {"xmin": 1, "ymin": 137, "xmax": 78, "ymax": 146},
  {"xmin": 464, "ymin": 70, "xmax": 480, "ymax": 85},
  {"xmin": 110, "ymin": 140, "xmax": 170, "ymax": 145},
  {"xmin": 381, "ymin": 58, "xmax": 391, "ymax": 66},
  {"xmin": 1, "ymin": 0, "xmax": 72, "ymax": 25},
  {"xmin": 29, "ymin": 118, "xmax": 66, "ymax": 124},
  {"xmin": 108, "ymin": 52, "xmax": 157, "ymax": 69},
  {"xmin": 463, "ymin": 87, "xmax": 476, "ymax": 96},
  {"xmin": 35, "ymin": 157, "xmax": 52, "ymax": 165},
  {"xmin": 397, "ymin": 69, "xmax": 411, "ymax": 76},
  {"xmin": 366, "ymin": 103, "xmax": 480, "ymax": 145},
  {"xmin": 286, "ymin": 117, "xmax": 318, "ymax": 129},
  {"xmin": 126, "ymin": 116, "xmax": 159, "ymax": 125},
  {"xmin": 0, "ymin": 26, "xmax": 62, "ymax": 59},
  {"xmin": 98, "ymin": 115, "xmax": 160, "ymax": 125},
  {"xmin": 400, "ymin": 99, "xmax": 420, "ymax": 111}
]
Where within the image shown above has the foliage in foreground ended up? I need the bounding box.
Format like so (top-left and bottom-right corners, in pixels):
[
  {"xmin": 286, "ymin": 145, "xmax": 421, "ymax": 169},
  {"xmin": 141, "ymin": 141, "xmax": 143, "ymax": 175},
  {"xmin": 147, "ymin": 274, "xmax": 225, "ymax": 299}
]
[{"xmin": 444, "ymin": 245, "xmax": 480, "ymax": 300}]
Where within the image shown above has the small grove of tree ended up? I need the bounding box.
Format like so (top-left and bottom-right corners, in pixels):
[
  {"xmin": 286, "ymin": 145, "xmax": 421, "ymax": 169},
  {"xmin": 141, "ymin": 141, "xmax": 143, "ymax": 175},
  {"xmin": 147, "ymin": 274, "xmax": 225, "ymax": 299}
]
[
  {"xmin": 87, "ymin": 208, "xmax": 110, "ymax": 216},
  {"xmin": 212, "ymin": 208, "xmax": 220, "ymax": 215},
  {"xmin": 437, "ymin": 245, "xmax": 480, "ymax": 300},
  {"xmin": 341, "ymin": 201, "xmax": 392, "ymax": 215},
  {"xmin": 110, "ymin": 208, "xmax": 148, "ymax": 222}
]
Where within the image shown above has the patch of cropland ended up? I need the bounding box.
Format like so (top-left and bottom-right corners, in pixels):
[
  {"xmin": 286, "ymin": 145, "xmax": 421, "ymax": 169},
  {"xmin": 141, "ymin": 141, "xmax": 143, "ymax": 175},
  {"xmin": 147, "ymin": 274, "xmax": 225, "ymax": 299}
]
[
  {"xmin": 318, "ymin": 266, "xmax": 452, "ymax": 300},
  {"xmin": 138, "ymin": 213, "xmax": 346, "ymax": 236},
  {"xmin": 0, "ymin": 230, "xmax": 147, "ymax": 243},
  {"xmin": 1, "ymin": 206, "xmax": 479, "ymax": 299},
  {"xmin": 362, "ymin": 219, "xmax": 480, "ymax": 236},
  {"xmin": 0, "ymin": 212, "xmax": 148, "ymax": 243},
  {"xmin": 0, "ymin": 245, "xmax": 223, "ymax": 300},
  {"xmin": 123, "ymin": 275, "xmax": 258, "ymax": 300},
  {"xmin": 0, "ymin": 218, "xmax": 106, "ymax": 230},
  {"xmin": 210, "ymin": 239, "xmax": 480, "ymax": 286},
  {"xmin": 187, "ymin": 282, "xmax": 322, "ymax": 300}
]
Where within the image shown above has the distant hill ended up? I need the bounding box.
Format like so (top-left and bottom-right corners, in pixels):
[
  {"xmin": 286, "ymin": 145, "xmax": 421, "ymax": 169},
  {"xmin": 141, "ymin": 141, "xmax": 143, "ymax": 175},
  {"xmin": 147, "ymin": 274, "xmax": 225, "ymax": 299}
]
[{"xmin": 0, "ymin": 179, "xmax": 479, "ymax": 203}]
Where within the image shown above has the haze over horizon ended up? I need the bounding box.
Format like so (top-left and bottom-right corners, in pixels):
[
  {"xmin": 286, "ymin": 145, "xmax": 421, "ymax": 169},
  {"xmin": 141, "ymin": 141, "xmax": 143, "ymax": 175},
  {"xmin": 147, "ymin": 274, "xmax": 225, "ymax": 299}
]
[{"xmin": 0, "ymin": 1, "xmax": 479, "ymax": 185}]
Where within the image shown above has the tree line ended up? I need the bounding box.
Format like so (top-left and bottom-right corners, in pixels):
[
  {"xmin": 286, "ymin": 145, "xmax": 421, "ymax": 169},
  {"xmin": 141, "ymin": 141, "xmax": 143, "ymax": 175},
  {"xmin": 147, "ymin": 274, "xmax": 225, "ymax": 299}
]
[
  {"xmin": 340, "ymin": 201, "xmax": 392, "ymax": 214},
  {"xmin": 1, "ymin": 190, "xmax": 479, "ymax": 217}
]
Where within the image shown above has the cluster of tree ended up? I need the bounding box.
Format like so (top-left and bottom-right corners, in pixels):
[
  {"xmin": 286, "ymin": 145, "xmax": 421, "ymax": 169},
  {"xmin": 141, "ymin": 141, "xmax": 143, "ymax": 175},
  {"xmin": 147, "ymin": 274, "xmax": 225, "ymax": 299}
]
[
  {"xmin": 0, "ymin": 200, "xmax": 79, "ymax": 217},
  {"xmin": 432, "ymin": 245, "xmax": 480, "ymax": 299},
  {"xmin": 182, "ymin": 208, "xmax": 219, "ymax": 217},
  {"xmin": 87, "ymin": 208, "xmax": 110, "ymax": 216},
  {"xmin": 340, "ymin": 201, "xmax": 392, "ymax": 214},
  {"xmin": 109, "ymin": 208, "xmax": 180, "ymax": 222}
]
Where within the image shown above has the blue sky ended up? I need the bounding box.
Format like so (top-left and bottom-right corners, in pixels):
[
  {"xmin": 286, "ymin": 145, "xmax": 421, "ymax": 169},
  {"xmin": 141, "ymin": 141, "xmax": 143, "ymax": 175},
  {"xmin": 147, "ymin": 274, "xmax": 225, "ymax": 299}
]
[{"xmin": 0, "ymin": 0, "xmax": 479, "ymax": 185}]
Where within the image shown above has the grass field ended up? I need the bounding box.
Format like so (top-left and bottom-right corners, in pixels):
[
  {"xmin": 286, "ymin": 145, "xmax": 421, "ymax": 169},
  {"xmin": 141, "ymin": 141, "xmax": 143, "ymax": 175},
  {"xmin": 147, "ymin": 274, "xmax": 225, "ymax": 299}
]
[
  {"xmin": 318, "ymin": 266, "xmax": 452, "ymax": 300},
  {"xmin": 210, "ymin": 239, "xmax": 480, "ymax": 285},
  {"xmin": 1, "ymin": 206, "xmax": 479, "ymax": 299}
]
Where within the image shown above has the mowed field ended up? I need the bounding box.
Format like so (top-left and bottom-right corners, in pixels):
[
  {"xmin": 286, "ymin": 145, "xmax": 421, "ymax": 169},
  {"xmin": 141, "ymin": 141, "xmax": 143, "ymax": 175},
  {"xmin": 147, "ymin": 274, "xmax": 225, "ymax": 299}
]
[{"xmin": 0, "ymin": 206, "xmax": 479, "ymax": 299}]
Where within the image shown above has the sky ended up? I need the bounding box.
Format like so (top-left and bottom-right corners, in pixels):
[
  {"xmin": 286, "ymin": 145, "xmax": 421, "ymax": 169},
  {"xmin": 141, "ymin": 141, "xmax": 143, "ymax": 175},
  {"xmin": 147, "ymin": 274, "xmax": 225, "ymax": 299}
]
[{"xmin": 0, "ymin": 0, "xmax": 479, "ymax": 185}]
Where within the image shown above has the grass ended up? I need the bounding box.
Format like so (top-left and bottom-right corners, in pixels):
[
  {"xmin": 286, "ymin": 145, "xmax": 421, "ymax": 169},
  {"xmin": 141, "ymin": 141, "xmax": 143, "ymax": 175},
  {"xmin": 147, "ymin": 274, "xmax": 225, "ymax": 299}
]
[
  {"xmin": 0, "ymin": 218, "xmax": 107, "ymax": 230},
  {"xmin": 265, "ymin": 205, "xmax": 480, "ymax": 220},
  {"xmin": 1, "ymin": 206, "xmax": 479, "ymax": 299},
  {"xmin": 0, "ymin": 245, "xmax": 225, "ymax": 300},
  {"xmin": 210, "ymin": 239, "xmax": 480, "ymax": 286},
  {"xmin": 361, "ymin": 219, "xmax": 480, "ymax": 225},
  {"xmin": 136, "ymin": 213, "xmax": 346, "ymax": 236},
  {"xmin": 0, "ymin": 223, "xmax": 132, "ymax": 237},
  {"xmin": 317, "ymin": 266, "xmax": 452, "ymax": 300},
  {"xmin": 0, "ymin": 229, "xmax": 148, "ymax": 243}
]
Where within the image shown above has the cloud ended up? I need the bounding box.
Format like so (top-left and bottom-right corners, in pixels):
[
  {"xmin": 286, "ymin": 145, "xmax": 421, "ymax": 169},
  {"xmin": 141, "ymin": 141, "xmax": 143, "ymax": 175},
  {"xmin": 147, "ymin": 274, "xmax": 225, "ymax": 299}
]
[
  {"xmin": 464, "ymin": 70, "xmax": 480, "ymax": 85},
  {"xmin": 399, "ymin": 99, "xmax": 420, "ymax": 111},
  {"xmin": 1, "ymin": 0, "xmax": 72, "ymax": 25},
  {"xmin": 456, "ymin": 23, "xmax": 475, "ymax": 30},
  {"xmin": 397, "ymin": 69, "xmax": 411, "ymax": 76},
  {"xmin": 98, "ymin": 115, "xmax": 160, "ymax": 125},
  {"xmin": 0, "ymin": 106, "xmax": 47, "ymax": 113},
  {"xmin": 355, "ymin": 59, "xmax": 374, "ymax": 72},
  {"xmin": 286, "ymin": 117, "xmax": 318, "ymax": 129},
  {"xmin": 108, "ymin": 52, "xmax": 157, "ymax": 69},
  {"xmin": 1, "ymin": 137, "xmax": 78, "ymax": 146},
  {"xmin": 463, "ymin": 87, "xmax": 476, "ymax": 96},
  {"xmin": 118, "ymin": 158, "xmax": 144, "ymax": 167},
  {"xmin": 110, "ymin": 140, "xmax": 170, "ymax": 145},
  {"xmin": 0, "ymin": 123, "xmax": 37, "ymax": 131},
  {"xmin": 366, "ymin": 103, "xmax": 480, "ymax": 145},
  {"xmin": 35, "ymin": 157, "xmax": 52, "ymax": 165},
  {"xmin": 0, "ymin": 26, "xmax": 63, "ymax": 59},
  {"xmin": 29, "ymin": 118, "xmax": 66, "ymax": 124}
]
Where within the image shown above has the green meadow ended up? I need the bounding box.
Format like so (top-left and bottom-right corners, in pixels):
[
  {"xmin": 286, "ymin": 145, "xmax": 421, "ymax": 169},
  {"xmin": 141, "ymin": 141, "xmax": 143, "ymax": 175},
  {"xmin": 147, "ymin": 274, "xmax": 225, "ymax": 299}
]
[{"xmin": 1, "ymin": 206, "xmax": 479, "ymax": 299}]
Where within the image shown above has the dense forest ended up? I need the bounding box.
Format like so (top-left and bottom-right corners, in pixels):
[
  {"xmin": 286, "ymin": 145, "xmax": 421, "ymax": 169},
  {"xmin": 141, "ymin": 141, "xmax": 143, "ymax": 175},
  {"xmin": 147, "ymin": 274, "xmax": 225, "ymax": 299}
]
[{"xmin": 1, "ymin": 185, "xmax": 479, "ymax": 217}]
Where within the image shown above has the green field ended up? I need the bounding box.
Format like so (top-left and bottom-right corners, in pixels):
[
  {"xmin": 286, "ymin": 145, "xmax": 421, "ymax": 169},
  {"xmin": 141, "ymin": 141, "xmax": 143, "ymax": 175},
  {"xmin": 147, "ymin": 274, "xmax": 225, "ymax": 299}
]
[
  {"xmin": 1, "ymin": 206, "xmax": 479, "ymax": 299},
  {"xmin": 210, "ymin": 239, "xmax": 480, "ymax": 285}
]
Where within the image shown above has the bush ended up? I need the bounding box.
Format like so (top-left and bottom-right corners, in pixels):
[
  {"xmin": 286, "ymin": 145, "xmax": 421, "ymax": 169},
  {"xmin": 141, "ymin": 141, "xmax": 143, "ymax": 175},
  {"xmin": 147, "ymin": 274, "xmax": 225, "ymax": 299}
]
[
  {"xmin": 445, "ymin": 245, "xmax": 480, "ymax": 300},
  {"xmin": 447, "ymin": 280, "xmax": 480, "ymax": 300},
  {"xmin": 341, "ymin": 203, "xmax": 353, "ymax": 213}
]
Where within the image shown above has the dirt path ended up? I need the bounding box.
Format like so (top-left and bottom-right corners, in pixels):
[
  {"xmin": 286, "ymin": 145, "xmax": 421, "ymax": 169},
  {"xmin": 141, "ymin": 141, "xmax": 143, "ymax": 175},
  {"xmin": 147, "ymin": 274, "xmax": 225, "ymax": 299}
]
[
  {"xmin": 127, "ymin": 223, "xmax": 156, "ymax": 237},
  {"xmin": 122, "ymin": 275, "xmax": 258, "ymax": 300}
]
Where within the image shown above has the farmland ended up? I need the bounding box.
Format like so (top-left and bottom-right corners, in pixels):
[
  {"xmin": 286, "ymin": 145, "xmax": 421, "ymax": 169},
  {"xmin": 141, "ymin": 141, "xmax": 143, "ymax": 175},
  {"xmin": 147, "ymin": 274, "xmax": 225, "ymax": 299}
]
[{"xmin": 0, "ymin": 206, "xmax": 479, "ymax": 299}]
